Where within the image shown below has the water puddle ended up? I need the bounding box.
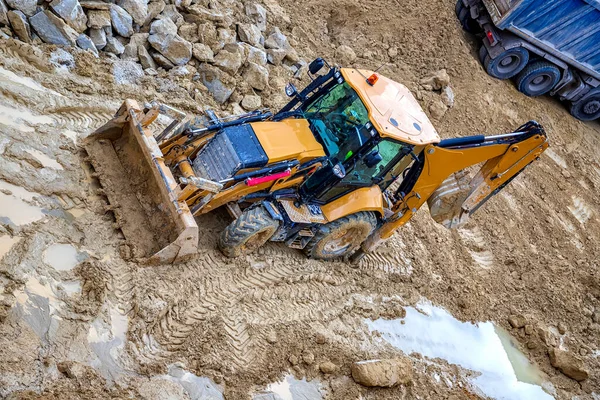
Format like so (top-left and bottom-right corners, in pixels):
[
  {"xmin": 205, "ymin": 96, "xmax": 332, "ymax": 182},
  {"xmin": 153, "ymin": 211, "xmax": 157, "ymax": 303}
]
[
  {"xmin": 254, "ymin": 375, "xmax": 323, "ymax": 400},
  {"xmin": 0, "ymin": 180, "xmax": 44, "ymax": 226},
  {"xmin": 13, "ymin": 277, "xmax": 62, "ymax": 342},
  {"xmin": 25, "ymin": 148, "xmax": 63, "ymax": 170},
  {"xmin": 366, "ymin": 301, "xmax": 553, "ymax": 400},
  {"xmin": 61, "ymin": 280, "xmax": 81, "ymax": 295},
  {"xmin": 0, "ymin": 104, "xmax": 54, "ymax": 133},
  {"xmin": 0, "ymin": 235, "xmax": 21, "ymax": 259},
  {"xmin": 88, "ymin": 307, "xmax": 129, "ymax": 381},
  {"xmin": 164, "ymin": 364, "xmax": 224, "ymax": 400},
  {"xmin": 43, "ymin": 243, "xmax": 83, "ymax": 271}
]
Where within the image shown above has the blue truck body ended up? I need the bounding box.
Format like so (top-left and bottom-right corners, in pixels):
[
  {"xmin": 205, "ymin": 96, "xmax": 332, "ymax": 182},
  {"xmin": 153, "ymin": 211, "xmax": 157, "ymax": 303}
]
[
  {"xmin": 487, "ymin": 0, "xmax": 600, "ymax": 80},
  {"xmin": 460, "ymin": 0, "xmax": 600, "ymax": 120}
]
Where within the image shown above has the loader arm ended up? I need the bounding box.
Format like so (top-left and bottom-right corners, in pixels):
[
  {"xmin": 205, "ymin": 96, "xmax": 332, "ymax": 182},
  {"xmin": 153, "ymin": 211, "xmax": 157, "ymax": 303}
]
[{"xmin": 362, "ymin": 121, "xmax": 548, "ymax": 253}]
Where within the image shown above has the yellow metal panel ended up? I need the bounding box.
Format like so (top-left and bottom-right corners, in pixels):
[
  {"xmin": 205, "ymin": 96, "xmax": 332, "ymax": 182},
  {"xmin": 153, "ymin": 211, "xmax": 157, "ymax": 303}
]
[
  {"xmin": 321, "ymin": 186, "xmax": 384, "ymax": 221},
  {"xmin": 251, "ymin": 119, "xmax": 325, "ymax": 164},
  {"xmin": 341, "ymin": 68, "xmax": 441, "ymax": 146}
]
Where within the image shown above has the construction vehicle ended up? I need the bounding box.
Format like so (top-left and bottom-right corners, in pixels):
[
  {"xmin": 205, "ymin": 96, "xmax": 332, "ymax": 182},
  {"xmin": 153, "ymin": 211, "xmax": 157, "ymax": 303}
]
[
  {"xmin": 457, "ymin": 0, "xmax": 600, "ymax": 121},
  {"xmin": 83, "ymin": 58, "xmax": 548, "ymax": 265}
]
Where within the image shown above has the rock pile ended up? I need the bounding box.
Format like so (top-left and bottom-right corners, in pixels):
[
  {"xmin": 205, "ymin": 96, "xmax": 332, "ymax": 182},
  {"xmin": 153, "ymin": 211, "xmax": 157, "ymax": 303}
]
[{"xmin": 0, "ymin": 0, "xmax": 303, "ymax": 105}]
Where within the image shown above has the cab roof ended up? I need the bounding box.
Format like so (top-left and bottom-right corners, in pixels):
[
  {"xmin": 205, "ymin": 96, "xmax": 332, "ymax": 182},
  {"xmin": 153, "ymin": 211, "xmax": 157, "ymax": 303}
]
[{"xmin": 341, "ymin": 68, "xmax": 441, "ymax": 146}]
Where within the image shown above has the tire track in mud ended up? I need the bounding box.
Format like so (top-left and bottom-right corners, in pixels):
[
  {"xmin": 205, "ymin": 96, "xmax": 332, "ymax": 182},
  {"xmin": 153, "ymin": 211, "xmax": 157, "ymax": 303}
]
[{"xmin": 359, "ymin": 248, "xmax": 413, "ymax": 275}]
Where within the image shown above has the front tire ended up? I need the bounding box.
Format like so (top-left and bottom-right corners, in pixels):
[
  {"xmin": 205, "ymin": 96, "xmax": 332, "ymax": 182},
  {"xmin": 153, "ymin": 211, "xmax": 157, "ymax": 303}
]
[
  {"xmin": 219, "ymin": 205, "xmax": 279, "ymax": 258},
  {"xmin": 515, "ymin": 61, "xmax": 561, "ymax": 97},
  {"xmin": 455, "ymin": 0, "xmax": 482, "ymax": 33},
  {"xmin": 570, "ymin": 90, "xmax": 600, "ymax": 121},
  {"xmin": 304, "ymin": 212, "xmax": 377, "ymax": 260},
  {"xmin": 482, "ymin": 46, "xmax": 529, "ymax": 79}
]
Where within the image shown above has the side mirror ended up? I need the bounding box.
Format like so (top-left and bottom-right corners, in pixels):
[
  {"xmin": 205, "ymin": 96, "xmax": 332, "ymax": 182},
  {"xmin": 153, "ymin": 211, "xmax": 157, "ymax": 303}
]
[
  {"xmin": 285, "ymin": 82, "xmax": 299, "ymax": 98},
  {"xmin": 309, "ymin": 58, "xmax": 325, "ymax": 75},
  {"xmin": 364, "ymin": 150, "xmax": 382, "ymax": 168},
  {"xmin": 332, "ymin": 162, "xmax": 346, "ymax": 178}
]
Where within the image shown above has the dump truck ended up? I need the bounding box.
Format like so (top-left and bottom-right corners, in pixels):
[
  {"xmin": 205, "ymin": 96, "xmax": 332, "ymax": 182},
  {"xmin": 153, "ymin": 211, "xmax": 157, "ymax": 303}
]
[
  {"xmin": 83, "ymin": 58, "xmax": 548, "ymax": 265},
  {"xmin": 457, "ymin": 0, "xmax": 600, "ymax": 121}
]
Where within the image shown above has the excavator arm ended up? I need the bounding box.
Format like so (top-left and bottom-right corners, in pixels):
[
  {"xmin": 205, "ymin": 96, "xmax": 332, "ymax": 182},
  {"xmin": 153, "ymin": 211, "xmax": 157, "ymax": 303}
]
[{"xmin": 360, "ymin": 121, "xmax": 548, "ymax": 254}]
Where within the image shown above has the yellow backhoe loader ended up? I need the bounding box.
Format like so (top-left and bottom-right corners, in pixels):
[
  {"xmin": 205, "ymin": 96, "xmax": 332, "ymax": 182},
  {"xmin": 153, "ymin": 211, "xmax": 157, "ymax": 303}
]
[{"xmin": 83, "ymin": 58, "xmax": 548, "ymax": 265}]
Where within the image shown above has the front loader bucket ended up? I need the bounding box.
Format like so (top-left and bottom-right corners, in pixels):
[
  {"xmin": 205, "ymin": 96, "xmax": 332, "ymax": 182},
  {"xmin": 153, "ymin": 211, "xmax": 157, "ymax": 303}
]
[{"xmin": 82, "ymin": 100, "xmax": 198, "ymax": 265}]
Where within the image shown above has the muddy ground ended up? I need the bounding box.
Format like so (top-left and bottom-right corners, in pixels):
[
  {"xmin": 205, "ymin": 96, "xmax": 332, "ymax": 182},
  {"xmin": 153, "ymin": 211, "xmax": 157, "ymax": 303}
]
[{"xmin": 0, "ymin": 0, "xmax": 599, "ymax": 399}]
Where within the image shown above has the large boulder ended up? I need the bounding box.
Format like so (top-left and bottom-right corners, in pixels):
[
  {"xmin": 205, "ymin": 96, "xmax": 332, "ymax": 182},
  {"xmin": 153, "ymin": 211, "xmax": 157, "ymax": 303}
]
[
  {"xmin": 7, "ymin": 10, "xmax": 31, "ymax": 43},
  {"xmin": 245, "ymin": 3, "xmax": 266, "ymax": 32},
  {"xmin": 244, "ymin": 44, "xmax": 267, "ymax": 66},
  {"xmin": 192, "ymin": 43, "xmax": 213, "ymax": 62},
  {"xmin": 76, "ymin": 33, "xmax": 98, "ymax": 55},
  {"xmin": 88, "ymin": 27, "xmax": 106, "ymax": 49},
  {"xmin": 121, "ymin": 32, "xmax": 147, "ymax": 60},
  {"xmin": 241, "ymin": 94, "xmax": 261, "ymax": 111},
  {"xmin": 198, "ymin": 63, "xmax": 234, "ymax": 104},
  {"xmin": 148, "ymin": 18, "xmax": 192, "ymax": 65},
  {"xmin": 549, "ymin": 348, "xmax": 589, "ymax": 381},
  {"xmin": 334, "ymin": 45, "xmax": 356, "ymax": 65},
  {"xmin": 143, "ymin": 0, "xmax": 163, "ymax": 25},
  {"xmin": 197, "ymin": 22, "xmax": 218, "ymax": 49},
  {"xmin": 86, "ymin": 10, "xmax": 110, "ymax": 29},
  {"xmin": 138, "ymin": 44, "xmax": 156, "ymax": 69},
  {"xmin": 237, "ymin": 23, "xmax": 262, "ymax": 47},
  {"xmin": 243, "ymin": 62, "xmax": 268, "ymax": 91},
  {"xmin": 5, "ymin": 0, "xmax": 36, "ymax": 16},
  {"xmin": 49, "ymin": 0, "xmax": 88, "ymax": 33},
  {"xmin": 351, "ymin": 359, "xmax": 413, "ymax": 388},
  {"xmin": 117, "ymin": 0, "xmax": 147, "ymax": 25},
  {"xmin": 213, "ymin": 48, "xmax": 242, "ymax": 75},
  {"xmin": 110, "ymin": 4, "xmax": 133, "ymax": 37},
  {"xmin": 104, "ymin": 35, "xmax": 125, "ymax": 55},
  {"xmin": 178, "ymin": 22, "xmax": 198, "ymax": 43},
  {"xmin": 264, "ymin": 27, "xmax": 288, "ymax": 50},
  {"xmin": 0, "ymin": 0, "xmax": 9, "ymax": 26},
  {"xmin": 30, "ymin": 10, "xmax": 78, "ymax": 46}
]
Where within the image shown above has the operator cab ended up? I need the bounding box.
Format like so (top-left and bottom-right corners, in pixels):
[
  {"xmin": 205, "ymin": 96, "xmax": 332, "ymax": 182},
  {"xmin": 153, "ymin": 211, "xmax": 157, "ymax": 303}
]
[{"xmin": 277, "ymin": 60, "xmax": 441, "ymax": 205}]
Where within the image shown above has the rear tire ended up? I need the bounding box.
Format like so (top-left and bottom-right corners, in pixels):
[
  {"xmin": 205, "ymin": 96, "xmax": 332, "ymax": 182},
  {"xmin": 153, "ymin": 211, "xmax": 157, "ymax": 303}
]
[
  {"xmin": 304, "ymin": 212, "xmax": 377, "ymax": 260},
  {"xmin": 219, "ymin": 205, "xmax": 279, "ymax": 258},
  {"xmin": 455, "ymin": 0, "xmax": 482, "ymax": 33},
  {"xmin": 515, "ymin": 61, "xmax": 561, "ymax": 97},
  {"xmin": 482, "ymin": 46, "xmax": 529, "ymax": 79},
  {"xmin": 570, "ymin": 90, "xmax": 600, "ymax": 121}
]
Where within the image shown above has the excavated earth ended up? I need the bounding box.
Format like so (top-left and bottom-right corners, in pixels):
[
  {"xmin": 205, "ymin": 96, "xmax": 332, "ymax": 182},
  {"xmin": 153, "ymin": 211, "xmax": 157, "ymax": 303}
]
[{"xmin": 1, "ymin": 0, "xmax": 599, "ymax": 399}]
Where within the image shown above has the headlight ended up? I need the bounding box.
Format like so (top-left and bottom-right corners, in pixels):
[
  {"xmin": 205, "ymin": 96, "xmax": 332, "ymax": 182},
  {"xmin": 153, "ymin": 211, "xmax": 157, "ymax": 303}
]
[
  {"xmin": 337, "ymin": 77, "xmax": 343, "ymax": 83},
  {"xmin": 365, "ymin": 122, "xmax": 372, "ymax": 129},
  {"xmin": 334, "ymin": 71, "xmax": 340, "ymax": 78},
  {"xmin": 370, "ymin": 129, "xmax": 377, "ymax": 137},
  {"xmin": 285, "ymin": 83, "xmax": 297, "ymax": 97},
  {"xmin": 332, "ymin": 163, "xmax": 346, "ymax": 179}
]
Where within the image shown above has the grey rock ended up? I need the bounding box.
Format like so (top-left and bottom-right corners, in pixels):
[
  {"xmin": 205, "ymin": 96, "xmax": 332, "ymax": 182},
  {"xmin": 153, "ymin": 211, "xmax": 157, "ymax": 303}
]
[
  {"xmin": 244, "ymin": 44, "xmax": 267, "ymax": 66},
  {"xmin": 198, "ymin": 64, "xmax": 233, "ymax": 104},
  {"xmin": 79, "ymin": 1, "xmax": 111, "ymax": 10},
  {"xmin": 241, "ymin": 94, "xmax": 261, "ymax": 111},
  {"xmin": 7, "ymin": 10, "xmax": 31, "ymax": 43},
  {"xmin": 87, "ymin": 10, "xmax": 110, "ymax": 29},
  {"xmin": 192, "ymin": 42, "xmax": 213, "ymax": 62},
  {"xmin": 5, "ymin": 0, "xmax": 36, "ymax": 17},
  {"xmin": 143, "ymin": 0, "xmax": 163, "ymax": 25},
  {"xmin": 264, "ymin": 27, "xmax": 287, "ymax": 49},
  {"xmin": 243, "ymin": 62, "xmax": 268, "ymax": 91},
  {"xmin": 121, "ymin": 32, "xmax": 147, "ymax": 60},
  {"xmin": 441, "ymin": 86, "xmax": 455, "ymax": 108},
  {"xmin": 334, "ymin": 44, "xmax": 356, "ymax": 65},
  {"xmin": 113, "ymin": 59, "xmax": 144, "ymax": 84},
  {"xmin": 29, "ymin": 10, "xmax": 77, "ymax": 46},
  {"xmin": 89, "ymin": 27, "xmax": 106, "ymax": 49},
  {"xmin": 245, "ymin": 3, "xmax": 266, "ymax": 32},
  {"xmin": 110, "ymin": 4, "xmax": 133, "ymax": 37},
  {"xmin": 150, "ymin": 50, "xmax": 174, "ymax": 69},
  {"xmin": 160, "ymin": 5, "xmax": 183, "ymax": 27},
  {"xmin": 104, "ymin": 35, "xmax": 125, "ymax": 54},
  {"xmin": 549, "ymin": 348, "xmax": 589, "ymax": 381},
  {"xmin": 0, "ymin": 0, "xmax": 9, "ymax": 26},
  {"xmin": 178, "ymin": 22, "xmax": 198, "ymax": 43},
  {"xmin": 213, "ymin": 49, "xmax": 242, "ymax": 75},
  {"xmin": 76, "ymin": 33, "xmax": 98, "ymax": 56},
  {"xmin": 117, "ymin": 0, "xmax": 147, "ymax": 25},
  {"xmin": 266, "ymin": 48, "xmax": 286, "ymax": 66},
  {"xmin": 50, "ymin": 0, "xmax": 88, "ymax": 33},
  {"xmin": 138, "ymin": 44, "xmax": 156, "ymax": 69},
  {"xmin": 216, "ymin": 28, "xmax": 235, "ymax": 50},
  {"xmin": 237, "ymin": 23, "xmax": 262, "ymax": 47},
  {"xmin": 148, "ymin": 18, "xmax": 192, "ymax": 65}
]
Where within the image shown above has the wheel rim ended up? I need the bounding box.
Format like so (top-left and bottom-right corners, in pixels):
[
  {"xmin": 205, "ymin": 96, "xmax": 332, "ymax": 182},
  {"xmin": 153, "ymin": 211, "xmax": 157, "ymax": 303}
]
[
  {"xmin": 527, "ymin": 73, "xmax": 553, "ymax": 93},
  {"xmin": 322, "ymin": 227, "xmax": 362, "ymax": 256},
  {"xmin": 497, "ymin": 54, "xmax": 521, "ymax": 74},
  {"xmin": 583, "ymin": 99, "xmax": 600, "ymax": 115}
]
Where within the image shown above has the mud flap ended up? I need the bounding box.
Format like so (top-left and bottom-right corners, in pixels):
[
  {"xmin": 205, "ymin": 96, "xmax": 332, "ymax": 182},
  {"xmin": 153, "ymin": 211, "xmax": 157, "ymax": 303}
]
[{"xmin": 82, "ymin": 100, "xmax": 198, "ymax": 265}]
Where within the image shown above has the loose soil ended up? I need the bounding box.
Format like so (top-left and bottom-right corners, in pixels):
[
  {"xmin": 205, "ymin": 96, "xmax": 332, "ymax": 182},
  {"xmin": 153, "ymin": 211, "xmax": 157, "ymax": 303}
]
[{"xmin": 1, "ymin": 0, "xmax": 599, "ymax": 399}]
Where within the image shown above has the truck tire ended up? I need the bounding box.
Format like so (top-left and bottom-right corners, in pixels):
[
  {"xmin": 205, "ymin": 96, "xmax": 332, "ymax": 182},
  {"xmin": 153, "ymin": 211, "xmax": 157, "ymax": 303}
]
[
  {"xmin": 455, "ymin": 0, "xmax": 482, "ymax": 33},
  {"xmin": 218, "ymin": 205, "xmax": 280, "ymax": 258},
  {"xmin": 515, "ymin": 61, "xmax": 561, "ymax": 97},
  {"xmin": 481, "ymin": 46, "xmax": 529, "ymax": 79},
  {"xmin": 304, "ymin": 212, "xmax": 377, "ymax": 260},
  {"xmin": 570, "ymin": 91, "xmax": 600, "ymax": 121}
]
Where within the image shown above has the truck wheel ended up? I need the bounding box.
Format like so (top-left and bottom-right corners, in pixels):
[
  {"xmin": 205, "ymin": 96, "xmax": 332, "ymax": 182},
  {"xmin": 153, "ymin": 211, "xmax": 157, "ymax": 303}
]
[
  {"xmin": 482, "ymin": 46, "xmax": 529, "ymax": 79},
  {"xmin": 304, "ymin": 212, "xmax": 377, "ymax": 260},
  {"xmin": 455, "ymin": 0, "xmax": 482, "ymax": 33},
  {"xmin": 515, "ymin": 61, "xmax": 561, "ymax": 97},
  {"xmin": 218, "ymin": 206, "xmax": 279, "ymax": 258},
  {"xmin": 570, "ymin": 91, "xmax": 600, "ymax": 121}
]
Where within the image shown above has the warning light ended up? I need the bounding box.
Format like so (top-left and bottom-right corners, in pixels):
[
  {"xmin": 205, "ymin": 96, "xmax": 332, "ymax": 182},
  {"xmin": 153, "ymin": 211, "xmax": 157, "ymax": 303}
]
[{"xmin": 366, "ymin": 73, "xmax": 379, "ymax": 86}]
